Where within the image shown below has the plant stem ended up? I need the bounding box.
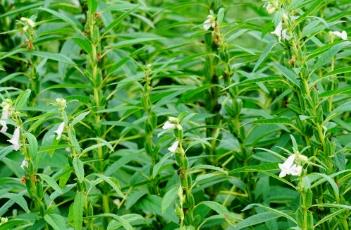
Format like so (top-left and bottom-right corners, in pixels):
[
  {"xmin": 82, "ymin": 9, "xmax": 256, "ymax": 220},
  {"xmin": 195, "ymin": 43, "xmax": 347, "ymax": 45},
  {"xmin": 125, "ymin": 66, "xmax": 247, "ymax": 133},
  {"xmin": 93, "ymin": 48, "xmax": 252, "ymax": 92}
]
[{"xmin": 143, "ymin": 65, "xmax": 158, "ymax": 194}]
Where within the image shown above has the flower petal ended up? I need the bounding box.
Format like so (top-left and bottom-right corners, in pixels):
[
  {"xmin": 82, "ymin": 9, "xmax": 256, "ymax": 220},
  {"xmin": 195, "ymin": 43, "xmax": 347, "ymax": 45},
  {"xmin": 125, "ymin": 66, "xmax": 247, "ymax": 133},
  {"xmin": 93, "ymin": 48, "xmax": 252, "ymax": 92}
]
[
  {"xmin": 8, "ymin": 127, "xmax": 21, "ymax": 151},
  {"xmin": 162, "ymin": 121, "xmax": 176, "ymax": 130},
  {"xmin": 168, "ymin": 140, "xmax": 179, "ymax": 153},
  {"xmin": 55, "ymin": 122, "xmax": 65, "ymax": 140}
]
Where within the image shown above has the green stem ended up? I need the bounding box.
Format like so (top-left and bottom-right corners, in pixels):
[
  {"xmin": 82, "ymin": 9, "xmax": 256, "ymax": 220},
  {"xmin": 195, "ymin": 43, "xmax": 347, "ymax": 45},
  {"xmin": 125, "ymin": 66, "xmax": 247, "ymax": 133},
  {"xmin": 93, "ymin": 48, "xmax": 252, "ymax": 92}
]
[
  {"xmin": 174, "ymin": 127, "xmax": 194, "ymax": 227},
  {"xmin": 143, "ymin": 66, "xmax": 158, "ymax": 193}
]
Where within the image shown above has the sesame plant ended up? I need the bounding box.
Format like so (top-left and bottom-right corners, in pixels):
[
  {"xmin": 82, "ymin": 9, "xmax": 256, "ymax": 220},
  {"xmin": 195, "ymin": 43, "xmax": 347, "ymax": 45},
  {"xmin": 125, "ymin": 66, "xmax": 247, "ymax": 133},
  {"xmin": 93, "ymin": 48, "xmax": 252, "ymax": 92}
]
[{"xmin": 0, "ymin": 0, "xmax": 351, "ymax": 229}]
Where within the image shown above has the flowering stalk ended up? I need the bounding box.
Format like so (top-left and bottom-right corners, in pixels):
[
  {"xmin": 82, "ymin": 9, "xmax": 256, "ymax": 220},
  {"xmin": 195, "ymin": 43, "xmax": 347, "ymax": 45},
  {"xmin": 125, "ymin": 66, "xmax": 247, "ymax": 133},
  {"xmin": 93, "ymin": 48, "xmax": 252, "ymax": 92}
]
[
  {"xmin": 0, "ymin": 100, "xmax": 11, "ymax": 134},
  {"xmin": 143, "ymin": 64, "xmax": 159, "ymax": 193},
  {"xmin": 276, "ymin": 9, "xmax": 317, "ymax": 229},
  {"xmin": 164, "ymin": 118, "xmax": 195, "ymax": 227},
  {"xmin": 85, "ymin": 3, "xmax": 105, "ymax": 169},
  {"xmin": 8, "ymin": 105, "xmax": 46, "ymax": 216},
  {"xmin": 56, "ymin": 98, "xmax": 93, "ymax": 228},
  {"xmin": 277, "ymin": 136, "xmax": 310, "ymax": 228},
  {"xmin": 17, "ymin": 17, "xmax": 40, "ymax": 99},
  {"xmin": 84, "ymin": 4, "xmax": 111, "ymax": 225},
  {"xmin": 203, "ymin": 6, "xmax": 224, "ymax": 165},
  {"xmin": 17, "ymin": 17, "xmax": 35, "ymax": 50},
  {"xmin": 268, "ymin": 2, "xmax": 341, "ymax": 227}
]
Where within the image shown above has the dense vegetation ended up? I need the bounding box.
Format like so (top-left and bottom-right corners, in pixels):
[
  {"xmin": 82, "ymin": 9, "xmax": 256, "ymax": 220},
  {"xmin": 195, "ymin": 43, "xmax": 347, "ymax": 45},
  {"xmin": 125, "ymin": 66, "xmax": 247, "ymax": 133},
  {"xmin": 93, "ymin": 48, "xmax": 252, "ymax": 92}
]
[{"xmin": 1, "ymin": 0, "xmax": 351, "ymax": 229}]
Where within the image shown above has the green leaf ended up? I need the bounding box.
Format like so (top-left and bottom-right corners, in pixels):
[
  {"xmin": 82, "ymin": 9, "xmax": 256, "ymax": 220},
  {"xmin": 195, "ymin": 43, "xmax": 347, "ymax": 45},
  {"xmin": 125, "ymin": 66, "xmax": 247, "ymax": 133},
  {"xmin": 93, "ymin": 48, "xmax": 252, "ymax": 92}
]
[
  {"xmin": 197, "ymin": 201, "xmax": 241, "ymax": 224},
  {"xmin": 272, "ymin": 63, "xmax": 300, "ymax": 88},
  {"xmin": 44, "ymin": 214, "xmax": 67, "ymax": 230},
  {"xmin": 93, "ymin": 174, "xmax": 125, "ymax": 198},
  {"xmin": 39, "ymin": 174, "xmax": 63, "ymax": 195},
  {"xmin": 229, "ymin": 163, "xmax": 278, "ymax": 175},
  {"xmin": 73, "ymin": 37, "xmax": 92, "ymax": 54},
  {"xmin": 0, "ymin": 2, "xmax": 43, "ymax": 18},
  {"xmin": 229, "ymin": 212, "xmax": 281, "ymax": 230},
  {"xmin": 14, "ymin": 89, "xmax": 31, "ymax": 109},
  {"xmin": 109, "ymin": 36, "xmax": 164, "ymax": 49},
  {"xmin": 254, "ymin": 117, "xmax": 292, "ymax": 125},
  {"xmin": 253, "ymin": 42, "xmax": 275, "ymax": 72},
  {"xmin": 243, "ymin": 203, "xmax": 297, "ymax": 224},
  {"xmin": 71, "ymin": 111, "xmax": 90, "ymax": 126},
  {"xmin": 327, "ymin": 66, "xmax": 351, "ymax": 76},
  {"xmin": 68, "ymin": 128, "xmax": 81, "ymax": 154},
  {"xmin": 88, "ymin": 0, "xmax": 98, "ymax": 13},
  {"xmin": 24, "ymin": 132, "xmax": 38, "ymax": 163},
  {"xmin": 71, "ymin": 192, "xmax": 85, "ymax": 230},
  {"xmin": 29, "ymin": 51, "xmax": 75, "ymax": 65},
  {"xmin": 103, "ymin": 7, "xmax": 138, "ymax": 36},
  {"xmin": 319, "ymin": 86, "xmax": 351, "ymax": 97},
  {"xmin": 217, "ymin": 8, "xmax": 225, "ymax": 23},
  {"xmin": 1, "ymin": 193, "xmax": 29, "ymax": 213},
  {"xmin": 39, "ymin": 7, "xmax": 82, "ymax": 32},
  {"xmin": 73, "ymin": 157, "xmax": 84, "ymax": 183},
  {"xmin": 161, "ymin": 186, "xmax": 178, "ymax": 213},
  {"xmin": 313, "ymin": 42, "xmax": 350, "ymax": 71}
]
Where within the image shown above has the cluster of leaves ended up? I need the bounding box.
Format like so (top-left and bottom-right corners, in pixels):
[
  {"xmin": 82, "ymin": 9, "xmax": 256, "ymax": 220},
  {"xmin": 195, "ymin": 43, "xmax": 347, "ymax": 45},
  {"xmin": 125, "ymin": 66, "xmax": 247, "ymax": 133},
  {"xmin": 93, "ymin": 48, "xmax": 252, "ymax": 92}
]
[{"xmin": 0, "ymin": 0, "xmax": 351, "ymax": 229}]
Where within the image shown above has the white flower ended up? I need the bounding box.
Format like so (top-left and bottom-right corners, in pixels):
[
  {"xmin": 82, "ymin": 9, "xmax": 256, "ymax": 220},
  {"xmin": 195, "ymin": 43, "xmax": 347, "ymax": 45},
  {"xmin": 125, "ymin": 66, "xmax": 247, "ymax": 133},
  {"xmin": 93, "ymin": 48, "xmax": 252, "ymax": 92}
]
[
  {"xmin": 8, "ymin": 127, "xmax": 21, "ymax": 151},
  {"xmin": 330, "ymin": 30, "xmax": 348, "ymax": 41},
  {"xmin": 271, "ymin": 21, "xmax": 290, "ymax": 41},
  {"xmin": 162, "ymin": 120, "xmax": 176, "ymax": 130},
  {"xmin": 168, "ymin": 140, "xmax": 179, "ymax": 153},
  {"xmin": 289, "ymin": 164, "xmax": 302, "ymax": 176},
  {"xmin": 20, "ymin": 159, "xmax": 28, "ymax": 169},
  {"xmin": 0, "ymin": 217, "xmax": 8, "ymax": 224},
  {"xmin": 55, "ymin": 122, "xmax": 65, "ymax": 140},
  {"xmin": 162, "ymin": 117, "xmax": 182, "ymax": 130},
  {"xmin": 20, "ymin": 17, "xmax": 35, "ymax": 28},
  {"xmin": 0, "ymin": 101, "xmax": 11, "ymax": 134},
  {"xmin": 0, "ymin": 120, "xmax": 7, "ymax": 133},
  {"xmin": 203, "ymin": 14, "xmax": 216, "ymax": 31},
  {"xmin": 1, "ymin": 102, "xmax": 10, "ymax": 120},
  {"xmin": 278, "ymin": 154, "xmax": 303, "ymax": 177},
  {"xmin": 265, "ymin": 3, "xmax": 276, "ymax": 14}
]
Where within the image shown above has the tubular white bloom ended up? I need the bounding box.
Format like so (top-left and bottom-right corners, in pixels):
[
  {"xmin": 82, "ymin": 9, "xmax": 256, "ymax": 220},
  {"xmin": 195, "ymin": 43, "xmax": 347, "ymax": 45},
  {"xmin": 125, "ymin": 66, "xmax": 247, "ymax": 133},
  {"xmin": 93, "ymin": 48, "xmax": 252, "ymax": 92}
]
[
  {"xmin": 265, "ymin": 3, "xmax": 276, "ymax": 14},
  {"xmin": 1, "ymin": 102, "xmax": 10, "ymax": 120},
  {"xmin": 0, "ymin": 102, "xmax": 11, "ymax": 134},
  {"xmin": 20, "ymin": 17, "xmax": 35, "ymax": 28},
  {"xmin": 21, "ymin": 159, "xmax": 28, "ymax": 169},
  {"xmin": 162, "ymin": 117, "xmax": 182, "ymax": 131},
  {"xmin": 168, "ymin": 140, "xmax": 179, "ymax": 153},
  {"xmin": 289, "ymin": 164, "xmax": 302, "ymax": 176},
  {"xmin": 278, "ymin": 155, "xmax": 295, "ymax": 177},
  {"xmin": 331, "ymin": 31, "xmax": 348, "ymax": 40},
  {"xmin": 278, "ymin": 154, "xmax": 303, "ymax": 177},
  {"xmin": 271, "ymin": 21, "xmax": 290, "ymax": 41},
  {"xmin": 162, "ymin": 121, "xmax": 176, "ymax": 130},
  {"xmin": 55, "ymin": 122, "xmax": 65, "ymax": 140},
  {"xmin": 8, "ymin": 127, "xmax": 21, "ymax": 151},
  {"xmin": 0, "ymin": 120, "xmax": 7, "ymax": 134},
  {"xmin": 203, "ymin": 15, "xmax": 216, "ymax": 31}
]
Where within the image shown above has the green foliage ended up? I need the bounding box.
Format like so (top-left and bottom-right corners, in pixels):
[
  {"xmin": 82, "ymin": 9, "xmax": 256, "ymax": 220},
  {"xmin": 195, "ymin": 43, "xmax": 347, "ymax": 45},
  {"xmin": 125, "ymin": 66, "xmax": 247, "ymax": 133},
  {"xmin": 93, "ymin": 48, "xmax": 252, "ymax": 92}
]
[{"xmin": 0, "ymin": 0, "xmax": 351, "ymax": 229}]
